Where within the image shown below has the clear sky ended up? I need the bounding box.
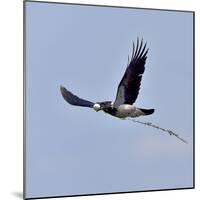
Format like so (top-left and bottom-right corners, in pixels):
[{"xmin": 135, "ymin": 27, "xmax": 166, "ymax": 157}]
[{"xmin": 25, "ymin": 1, "xmax": 194, "ymax": 198}]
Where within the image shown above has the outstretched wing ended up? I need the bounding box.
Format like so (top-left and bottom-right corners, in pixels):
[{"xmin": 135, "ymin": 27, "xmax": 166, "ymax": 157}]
[
  {"xmin": 114, "ymin": 38, "xmax": 148, "ymax": 108},
  {"xmin": 60, "ymin": 86, "xmax": 94, "ymax": 108}
]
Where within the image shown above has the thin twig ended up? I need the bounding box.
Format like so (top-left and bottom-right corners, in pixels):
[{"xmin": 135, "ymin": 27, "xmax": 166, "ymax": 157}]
[{"xmin": 126, "ymin": 118, "xmax": 188, "ymax": 144}]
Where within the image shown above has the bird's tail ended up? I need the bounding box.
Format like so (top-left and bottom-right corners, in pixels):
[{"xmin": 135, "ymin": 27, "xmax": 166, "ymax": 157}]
[{"xmin": 138, "ymin": 108, "xmax": 155, "ymax": 115}]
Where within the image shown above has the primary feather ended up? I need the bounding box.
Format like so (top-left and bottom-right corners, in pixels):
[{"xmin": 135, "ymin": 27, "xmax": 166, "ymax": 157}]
[
  {"xmin": 60, "ymin": 86, "xmax": 94, "ymax": 108},
  {"xmin": 114, "ymin": 38, "xmax": 148, "ymax": 108}
]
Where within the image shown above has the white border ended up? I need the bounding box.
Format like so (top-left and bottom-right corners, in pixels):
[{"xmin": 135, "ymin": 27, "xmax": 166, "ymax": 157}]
[{"xmin": 0, "ymin": 0, "xmax": 198, "ymax": 200}]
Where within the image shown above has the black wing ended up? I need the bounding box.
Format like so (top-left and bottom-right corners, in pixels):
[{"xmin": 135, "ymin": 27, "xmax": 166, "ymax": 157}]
[
  {"xmin": 60, "ymin": 86, "xmax": 94, "ymax": 108},
  {"xmin": 114, "ymin": 38, "xmax": 148, "ymax": 108}
]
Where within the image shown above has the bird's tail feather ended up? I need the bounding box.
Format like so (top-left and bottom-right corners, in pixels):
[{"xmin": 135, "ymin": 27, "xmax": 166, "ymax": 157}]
[{"xmin": 139, "ymin": 108, "xmax": 155, "ymax": 115}]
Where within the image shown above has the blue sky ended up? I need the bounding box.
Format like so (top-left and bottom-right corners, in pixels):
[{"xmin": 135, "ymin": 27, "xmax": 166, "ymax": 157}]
[{"xmin": 25, "ymin": 1, "xmax": 194, "ymax": 198}]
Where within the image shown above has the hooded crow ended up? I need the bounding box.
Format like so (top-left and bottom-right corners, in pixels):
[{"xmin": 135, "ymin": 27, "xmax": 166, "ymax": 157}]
[{"xmin": 60, "ymin": 38, "xmax": 154, "ymax": 119}]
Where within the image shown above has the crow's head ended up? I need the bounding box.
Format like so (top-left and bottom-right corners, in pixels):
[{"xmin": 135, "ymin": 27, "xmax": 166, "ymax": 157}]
[{"xmin": 93, "ymin": 101, "xmax": 112, "ymax": 112}]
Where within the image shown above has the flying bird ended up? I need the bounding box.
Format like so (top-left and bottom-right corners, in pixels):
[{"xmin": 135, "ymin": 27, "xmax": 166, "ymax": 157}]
[{"xmin": 60, "ymin": 39, "xmax": 154, "ymax": 119}]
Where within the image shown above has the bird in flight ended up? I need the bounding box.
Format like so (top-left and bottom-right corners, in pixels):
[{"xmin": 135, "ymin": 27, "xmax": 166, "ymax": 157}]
[{"xmin": 60, "ymin": 38, "xmax": 154, "ymax": 119}]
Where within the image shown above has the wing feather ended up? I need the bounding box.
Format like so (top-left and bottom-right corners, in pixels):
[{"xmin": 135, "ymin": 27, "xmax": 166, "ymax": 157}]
[
  {"xmin": 114, "ymin": 39, "xmax": 148, "ymax": 108},
  {"xmin": 60, "ymin": 86, "xmax": 94, "ymax": 108}
]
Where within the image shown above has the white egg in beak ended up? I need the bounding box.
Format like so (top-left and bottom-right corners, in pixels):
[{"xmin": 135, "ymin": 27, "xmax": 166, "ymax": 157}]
[{"xmin": 93, "ymin": 103, "xmax": 101, "ymax": 111}]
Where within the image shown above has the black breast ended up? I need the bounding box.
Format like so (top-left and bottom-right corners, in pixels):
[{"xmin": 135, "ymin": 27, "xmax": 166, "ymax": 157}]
[
  {"xmin": 103, "ymin": 107, "xmax": 117, "ymax": 116},
  {"xmin": 98, "ymin": 101, "xmax": 117, "ymax": 116}
]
